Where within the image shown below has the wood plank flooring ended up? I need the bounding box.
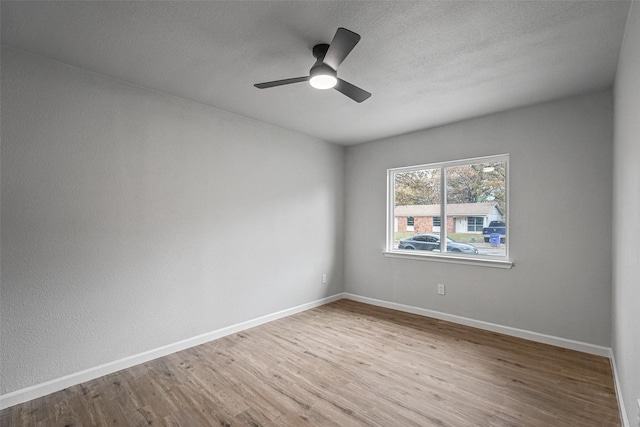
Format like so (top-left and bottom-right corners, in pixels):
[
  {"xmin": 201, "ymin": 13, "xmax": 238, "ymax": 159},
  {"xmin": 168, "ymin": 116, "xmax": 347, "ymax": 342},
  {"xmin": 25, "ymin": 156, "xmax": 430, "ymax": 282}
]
[{"xmin": 1, "ymin": 299, "xmax": 621, "ymax": 426}]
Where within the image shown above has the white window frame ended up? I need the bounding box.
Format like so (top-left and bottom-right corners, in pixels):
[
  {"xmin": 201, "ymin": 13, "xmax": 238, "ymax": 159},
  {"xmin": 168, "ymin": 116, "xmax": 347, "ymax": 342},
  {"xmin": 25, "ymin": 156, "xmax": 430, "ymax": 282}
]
[{"xmin": 384, "ymin": 154, "xmax": 512, "ymax": 269}]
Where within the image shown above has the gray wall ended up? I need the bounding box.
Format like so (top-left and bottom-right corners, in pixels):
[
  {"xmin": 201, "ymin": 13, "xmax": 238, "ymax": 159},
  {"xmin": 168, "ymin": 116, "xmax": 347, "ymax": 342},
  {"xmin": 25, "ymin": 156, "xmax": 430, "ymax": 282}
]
[
  {"xmin": 0, "ymin": 48, "xmax": 345, "ymax": 394},
  {"xmin": 613, "ymin": 1, "xmax": 640, "ymax": 423},
  {"xmin": 345, "ymin": 90, "xmax": 613, "ymax": 347},
  {"xmin": 0, "ymin": 39, "xmax": 626, "ymax": 408}
]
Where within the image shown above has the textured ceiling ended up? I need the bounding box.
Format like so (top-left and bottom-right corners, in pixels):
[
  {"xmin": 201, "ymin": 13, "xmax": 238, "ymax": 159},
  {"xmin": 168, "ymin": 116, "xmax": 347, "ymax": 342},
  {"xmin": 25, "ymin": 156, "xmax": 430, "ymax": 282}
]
[{"xmin": 1, "ymin": 1, "xmax": 631, "ymax": 145}]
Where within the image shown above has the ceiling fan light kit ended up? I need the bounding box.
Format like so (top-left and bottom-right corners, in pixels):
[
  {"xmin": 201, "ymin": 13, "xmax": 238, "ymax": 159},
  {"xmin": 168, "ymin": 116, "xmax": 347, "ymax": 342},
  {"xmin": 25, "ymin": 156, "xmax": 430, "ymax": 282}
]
[
  {"xmin": 309, "ymin": 63, "xmax": 337, "ymax": 90},
  {"xmin": 254, "ymin": 27, "xmax": 371, "ymax": 102}
]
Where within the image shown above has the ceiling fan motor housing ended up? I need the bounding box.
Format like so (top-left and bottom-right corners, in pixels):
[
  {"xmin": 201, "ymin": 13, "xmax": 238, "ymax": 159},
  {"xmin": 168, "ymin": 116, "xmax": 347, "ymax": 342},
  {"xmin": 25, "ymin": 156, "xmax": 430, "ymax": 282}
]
[{"xmin": 310, "ymin": 44, "xmax": 337, "ymax": 89}]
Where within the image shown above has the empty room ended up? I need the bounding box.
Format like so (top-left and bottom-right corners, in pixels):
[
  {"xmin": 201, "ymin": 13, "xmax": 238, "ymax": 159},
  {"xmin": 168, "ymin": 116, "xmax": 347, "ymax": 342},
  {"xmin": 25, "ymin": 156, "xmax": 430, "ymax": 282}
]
[{"xmin": 1, "ymin": 1, "xmax": 639, "ymax": 426}]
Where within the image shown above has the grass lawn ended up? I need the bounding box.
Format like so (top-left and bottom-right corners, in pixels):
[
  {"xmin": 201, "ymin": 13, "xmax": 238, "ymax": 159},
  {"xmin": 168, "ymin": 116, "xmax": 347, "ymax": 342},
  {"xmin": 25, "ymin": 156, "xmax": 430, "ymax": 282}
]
[{"xmin": 448, "ymin": 233, "xmax": 484, "ymax": 243}]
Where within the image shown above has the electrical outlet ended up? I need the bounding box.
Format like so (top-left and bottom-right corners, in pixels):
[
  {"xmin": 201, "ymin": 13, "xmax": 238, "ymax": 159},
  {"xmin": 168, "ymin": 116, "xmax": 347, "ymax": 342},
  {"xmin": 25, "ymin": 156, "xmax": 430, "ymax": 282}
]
[
  {"xmin": 437, "ymin": 284, "xmax": 445, "ymax": 295},
  {"xmin": 322, "ymin": 274, "xmax": 327, "ymax": 284}
]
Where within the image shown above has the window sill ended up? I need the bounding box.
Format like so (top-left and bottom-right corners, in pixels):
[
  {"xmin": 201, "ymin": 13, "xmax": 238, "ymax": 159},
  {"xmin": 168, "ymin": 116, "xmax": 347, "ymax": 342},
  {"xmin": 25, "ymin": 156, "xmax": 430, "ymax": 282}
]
[{"xmin": 382, "ymin": 250, "xmax": 513, "ymax": 269}]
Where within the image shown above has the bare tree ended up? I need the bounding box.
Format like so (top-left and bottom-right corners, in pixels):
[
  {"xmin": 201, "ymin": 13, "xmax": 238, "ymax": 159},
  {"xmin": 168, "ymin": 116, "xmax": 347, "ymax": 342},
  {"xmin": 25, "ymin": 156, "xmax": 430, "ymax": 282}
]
[
  {"xmin": 395, "ymin": 162, "xmax": 506, "ymax": 213},
  {"xmin": 395, "ymin": 169, "xmax": 440, "ymax": 206}
]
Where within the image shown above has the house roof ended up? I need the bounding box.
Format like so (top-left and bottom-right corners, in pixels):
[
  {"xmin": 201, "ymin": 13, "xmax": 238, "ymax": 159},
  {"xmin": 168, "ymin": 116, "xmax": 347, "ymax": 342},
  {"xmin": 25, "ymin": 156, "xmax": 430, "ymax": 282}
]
[{"xmin": 395, "ymin": 202, "xmax": 502, "ymax": 217}]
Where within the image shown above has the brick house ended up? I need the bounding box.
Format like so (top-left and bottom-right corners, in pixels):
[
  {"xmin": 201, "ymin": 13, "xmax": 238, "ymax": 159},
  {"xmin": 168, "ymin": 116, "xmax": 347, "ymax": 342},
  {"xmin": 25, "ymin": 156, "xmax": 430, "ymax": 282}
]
[{"xmin": 395, "ymin": 202, "xmax": 504, "ymax": 234}]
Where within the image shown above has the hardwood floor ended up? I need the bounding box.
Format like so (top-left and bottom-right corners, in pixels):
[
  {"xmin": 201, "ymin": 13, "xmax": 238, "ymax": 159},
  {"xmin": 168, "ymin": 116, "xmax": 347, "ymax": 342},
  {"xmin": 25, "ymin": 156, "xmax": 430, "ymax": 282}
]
[{"xmin": 1, "ymin": 299, "xmax": 621, "ymax": 426}]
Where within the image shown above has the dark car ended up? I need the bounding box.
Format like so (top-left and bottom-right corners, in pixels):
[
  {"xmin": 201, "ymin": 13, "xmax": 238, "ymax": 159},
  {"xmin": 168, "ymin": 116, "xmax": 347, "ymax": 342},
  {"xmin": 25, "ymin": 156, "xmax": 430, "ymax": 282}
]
[{"xmin": 398, "ymin": 234, "xmax": 479, "ymax": 254}]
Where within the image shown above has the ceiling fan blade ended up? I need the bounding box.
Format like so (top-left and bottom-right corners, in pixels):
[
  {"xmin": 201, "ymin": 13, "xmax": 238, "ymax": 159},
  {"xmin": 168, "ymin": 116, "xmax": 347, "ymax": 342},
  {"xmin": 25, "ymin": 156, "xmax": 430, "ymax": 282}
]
[
  {"xmin": 334, "ymin": 78, "xmax": 371, "ymax": 103},
  {"xmin": 254, "ymin": 76, "xmax": 309, "ymax": 89},
  {"xmin": 323, "ymin": 27, "xmax": 361, "ymax": 70}
]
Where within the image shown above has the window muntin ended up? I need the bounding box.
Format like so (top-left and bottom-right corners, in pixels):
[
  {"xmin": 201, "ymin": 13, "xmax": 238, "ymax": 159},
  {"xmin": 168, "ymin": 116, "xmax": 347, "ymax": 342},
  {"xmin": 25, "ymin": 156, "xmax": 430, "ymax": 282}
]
[{"xmin": 388, "ymin": 155, "xmax": 508, "ymax": 260}]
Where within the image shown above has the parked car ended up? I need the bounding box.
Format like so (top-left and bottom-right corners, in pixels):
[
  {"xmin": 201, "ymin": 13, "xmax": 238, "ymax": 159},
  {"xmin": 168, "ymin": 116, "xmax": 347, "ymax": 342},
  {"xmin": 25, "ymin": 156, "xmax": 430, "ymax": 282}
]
[
  {"xmin": 398, "ymin": 234, "xmax": 479, "ymax": 254},
  {"xmin": 482, "ymin": 220, "xmax": 506, "ymax": 243}
]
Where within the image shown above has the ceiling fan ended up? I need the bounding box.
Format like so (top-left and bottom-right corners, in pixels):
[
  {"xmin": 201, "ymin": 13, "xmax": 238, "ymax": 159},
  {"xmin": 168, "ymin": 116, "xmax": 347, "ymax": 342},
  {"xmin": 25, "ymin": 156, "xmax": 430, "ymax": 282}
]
[{"xmin": 254, "ymin": 27, "xmax": 371, "ymax": 103}]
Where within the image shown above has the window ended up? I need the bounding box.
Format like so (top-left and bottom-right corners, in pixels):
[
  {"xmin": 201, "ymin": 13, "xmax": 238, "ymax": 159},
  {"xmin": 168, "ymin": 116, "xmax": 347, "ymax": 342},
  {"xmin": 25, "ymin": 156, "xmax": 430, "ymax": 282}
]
[
  {"xmin": 467, "ymin": 216, "xmax": 484, "ymax": 232},
  {"xmin": 387, "ymin": 154, "xmax": 509, "ymax": 265},
  {"xmin": 407, "ymin": 216, "xmax": 415, "ymax": 232},
  {"xmin": 432, "ymin": 216, "xmax": 441, "ymax": 232}
]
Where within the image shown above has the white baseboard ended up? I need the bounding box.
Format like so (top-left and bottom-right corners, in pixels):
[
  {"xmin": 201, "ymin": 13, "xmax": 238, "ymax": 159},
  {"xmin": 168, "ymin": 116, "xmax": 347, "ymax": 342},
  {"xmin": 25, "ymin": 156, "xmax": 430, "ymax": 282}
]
[
  {"xmin": 610, "ymin": 351, "xmax": 631, "ymax": 427},
  {"xmin": 2, "ymin": 292, "xmax": 620, "ymax": 418},
  {"xmin": 343, "ymin": 293, "xmax": 611, "ymax": 357},
  {"xmin": 0, "ymin": 293, "xmax": 345, "ymax": 411}
]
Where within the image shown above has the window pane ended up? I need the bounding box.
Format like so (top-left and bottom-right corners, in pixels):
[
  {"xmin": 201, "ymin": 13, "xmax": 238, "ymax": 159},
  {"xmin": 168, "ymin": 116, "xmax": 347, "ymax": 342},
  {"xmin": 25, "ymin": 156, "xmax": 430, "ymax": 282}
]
[
  {"xmin": 394, "ymin": 168, "xmax": 441, "ymax": 251},
  {"xmin": 467, "ymin": 217, "xmax": 484, "ymax": 232},
  {"xmin": 446, "ymin": 161, "xmax": 506, "ymax": 257}
]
